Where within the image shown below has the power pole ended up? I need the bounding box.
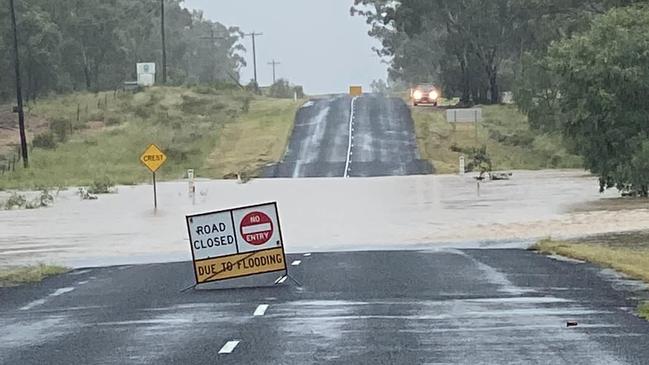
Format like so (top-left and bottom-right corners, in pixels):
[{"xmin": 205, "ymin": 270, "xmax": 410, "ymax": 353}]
[
  {"xmin": 9, "ymin": 0, "xmax": 28, "ymax": 168},
  {"xmin": 160, "ymin": 0, "xmax": 167, "ymax": 84},
  {"xmin": 199, "ymin": 28, "xmax": 227, "ymax": 82},
  {"xmin": 267, "ymin": 59, "xmax": 280, "ymax": 84},
  {"xmin": 244, "ymin": 32, "xmax": 263, "ymax": 86}
]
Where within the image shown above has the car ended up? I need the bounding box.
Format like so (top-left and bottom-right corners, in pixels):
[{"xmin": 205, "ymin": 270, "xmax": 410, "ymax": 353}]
[{"xmin": 410, "ymin": 84, "xmax": 440, "ymax": 106}]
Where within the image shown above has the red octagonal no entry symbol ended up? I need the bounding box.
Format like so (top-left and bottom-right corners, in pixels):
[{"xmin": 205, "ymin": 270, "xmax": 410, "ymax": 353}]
[{"xmin": 240, "ymin": 211, "xmax": 274, "ymax": 245}]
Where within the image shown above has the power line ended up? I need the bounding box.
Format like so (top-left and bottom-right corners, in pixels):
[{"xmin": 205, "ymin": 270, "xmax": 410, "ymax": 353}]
[
  {"xmin": 267, "ymin": 59, "xmax": 280, "ymax": 84},
  {"xmin": 243, "ymin": 32, "xmax": 263, "ymax": 87},
  {"xmin": 9, "ymin": 0, "xmax": 28, "ymax": 168}
]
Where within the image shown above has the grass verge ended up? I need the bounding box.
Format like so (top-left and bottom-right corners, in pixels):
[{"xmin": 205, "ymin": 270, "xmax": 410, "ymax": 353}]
[
  {"xmin": 205, "ymin": 97, "xmax": 302, "ymax": 178},
  {"xmin": 0, "ymin": 86, "xmax": 302, "ymax": 189},
  {"xmin": 0, "ymin": 264, "xmax": 68, "ymax": 287},
  {"xmin": 411, "ymin": 104, "xmax": 582, "ymax": 174},
  {"xmin": 532, "ymin": 237, "xmax": 649, "ymax": 320}
]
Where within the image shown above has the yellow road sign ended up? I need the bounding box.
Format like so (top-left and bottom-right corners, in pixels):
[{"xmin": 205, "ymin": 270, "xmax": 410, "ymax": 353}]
[
  {"xmin": 349, "ymin": 86, "xmax": 363, "ymax": 97},
  {"xmin": 140, "ymin": 144, "xmax": 167, "ymax": 173}
]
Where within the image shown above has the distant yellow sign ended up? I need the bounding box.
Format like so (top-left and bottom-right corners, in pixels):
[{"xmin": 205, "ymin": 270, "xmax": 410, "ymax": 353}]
[
  {"xmin": 349, "ymin": 86, "xmax": 363, "ymax": 97},
  {"xmin": 140, "ymin": 144, "xmax": 167, "ymax": 173}
]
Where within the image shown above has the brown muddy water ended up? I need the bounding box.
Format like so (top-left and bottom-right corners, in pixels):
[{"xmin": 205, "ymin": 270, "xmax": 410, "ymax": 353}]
[{"xmin": 0, "ymin": 169, "xmax": 644, "ymax": 268}]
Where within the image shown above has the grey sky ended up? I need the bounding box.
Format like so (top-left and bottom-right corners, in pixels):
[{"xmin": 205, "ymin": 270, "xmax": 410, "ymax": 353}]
[{"xmin": 182, "ymin": 0, "xmax": 387, "ymax": 95}]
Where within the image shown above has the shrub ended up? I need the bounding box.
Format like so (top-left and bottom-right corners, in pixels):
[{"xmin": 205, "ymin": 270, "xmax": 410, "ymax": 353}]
[
  {"xmin": 50, "ymin": 118, "xmax": 70, "ymax": 142},
  {"xmin": 5, "ymin": 193, "xmax": 26, "ymax": 209},
  {"xmin": 32, "ymin": 132, "xmax": 57, "ymax": 150},
  {"xmin": 87, "ymin": 176, "xmax": 116, "ymax": 194},
  {"xmin": 268, "ymin": 79, "xmax": 293, "ymax": 98}
]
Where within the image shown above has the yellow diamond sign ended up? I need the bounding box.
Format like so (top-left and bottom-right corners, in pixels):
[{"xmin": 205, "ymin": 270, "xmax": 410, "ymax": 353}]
[{"xmin": 140, "ymin": 144, "xmax": 167, "ymax": 173}]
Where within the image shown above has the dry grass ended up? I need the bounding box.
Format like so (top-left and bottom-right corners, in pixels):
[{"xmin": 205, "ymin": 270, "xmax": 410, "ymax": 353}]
[
  {"xmin": 411, "ymin": 104, "xmax": 582, "ymax": 174},
  {"xmin": 0, "ymin": 264, "xmax": 68, "ymax": 287},
  {"xmin": 0, "ymin": 87, "xmax": 300, "ymax": 189},
  {"xmin": 532, "ymin": 238, "xmax": 649, "ymax": 319},
  {"xmin": 204, "ymin": 98, "xmax": 303, "ymax": 178}
]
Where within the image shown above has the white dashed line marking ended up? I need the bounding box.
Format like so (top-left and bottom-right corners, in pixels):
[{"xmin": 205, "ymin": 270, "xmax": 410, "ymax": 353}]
[
  {"xmin": 218, "ymin": 340, "xmax": 240, "ymax": 354},
  {"xmin": 253, "ymin": 304, "xmax": 269, "ymax": 316},
  {"xmin": 77, "ymin": 281, "xmax": 89, "ymax": 285},
  {"xmin": 291, "ymin": 260, "xmax": 302, "ymax": 266},
  {"xmin": 303, "ymin": 253, "xmax": 311, "ymax": 257}
]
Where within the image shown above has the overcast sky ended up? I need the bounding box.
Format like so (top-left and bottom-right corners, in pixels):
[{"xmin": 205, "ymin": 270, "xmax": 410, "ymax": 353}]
[{"xmin": 182, "ymin": 0, "xmax": 387, "ymax": 95}]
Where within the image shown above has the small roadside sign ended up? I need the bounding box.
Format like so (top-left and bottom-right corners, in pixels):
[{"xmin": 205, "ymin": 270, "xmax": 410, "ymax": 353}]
[
  {"xmin": 140, "ymin": 144, "xmax": 167, "ymax": 173},
  {"xmin": 186, "ymin": 202, "xmax": 287, "ymax": 284},
  {"xmin": 349, "ymin": 86, "xmax": 363, "ymax": 97}
]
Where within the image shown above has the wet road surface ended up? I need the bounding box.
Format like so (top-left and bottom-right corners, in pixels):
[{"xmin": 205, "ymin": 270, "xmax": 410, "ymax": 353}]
[
  {"xmin": 2, "ymin": 249, "xmax": 648, "ymax": 364},
  {"xmin": 265, "ymin": 94, "xmax": 432, "ymax": 177}
]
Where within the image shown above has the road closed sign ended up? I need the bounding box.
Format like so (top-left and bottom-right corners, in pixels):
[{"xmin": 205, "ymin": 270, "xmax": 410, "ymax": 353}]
[{"xmin": 186, "ymin": 202, "xmax": 287, "ymax": 284}]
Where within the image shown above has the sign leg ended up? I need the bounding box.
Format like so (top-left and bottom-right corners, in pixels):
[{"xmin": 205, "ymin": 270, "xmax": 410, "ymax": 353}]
[{"xmin": 153, "ymin": 172, "xmax": 158, "ymax": 209}]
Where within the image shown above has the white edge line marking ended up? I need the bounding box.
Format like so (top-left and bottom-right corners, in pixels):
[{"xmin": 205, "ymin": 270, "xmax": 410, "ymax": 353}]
[
  {"xmin": 291, "ymin": 260, "xmax": 302, "ymax": 266},
  {"xmin": 277, "ymin": 276, "xmax": 288, "ymax": 284},
  {"xmin": 344, "ymin": 96, "xmax": 359, "ymax": 178},
  {"xmin": 19, "ymin": 299, "xmax": 47, "ymax": 311},
  {"xmin": 254, "ymin": 304, "xmax": 269, "ymax": 316},
  {"xmin": 50, "ymin": 287, "xmax": 75, "ymax": 297},
  {"xmin": 219, "ymin": 340, "xmax": 240, "ymax": 354}
]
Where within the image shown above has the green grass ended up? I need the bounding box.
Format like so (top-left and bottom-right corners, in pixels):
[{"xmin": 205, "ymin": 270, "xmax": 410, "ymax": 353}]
[
  {"xmin": 412, "ymin": 104, "xmax": 582, "ymax": 174},
  {"xmin": 0, "ymin": 264, "xmax": 68, "ymax": 287},
  {"xmin": 532, "ymin": 238, "xmax": 649, "ymax": 320},
  {"xmin": 0, "ymin": 86, "xmax": 302, "ymax": 189},
  {"xmin": 639, "ymin": 302, "xmax": 649, "ymax": 320}
]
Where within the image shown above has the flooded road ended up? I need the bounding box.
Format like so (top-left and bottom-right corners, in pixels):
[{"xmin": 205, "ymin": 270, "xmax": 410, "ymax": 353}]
[{"xmin": 0, "ymin": 169, "xmax": 644, "ymax": 268}]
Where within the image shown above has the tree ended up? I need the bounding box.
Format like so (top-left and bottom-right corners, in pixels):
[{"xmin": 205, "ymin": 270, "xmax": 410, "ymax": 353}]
[{"xmin": 547, "ymin": 5, "xmax": 649, "ymax": 194}]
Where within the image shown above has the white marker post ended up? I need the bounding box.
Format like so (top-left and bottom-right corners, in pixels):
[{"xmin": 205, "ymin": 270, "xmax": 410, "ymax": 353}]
[
  {"xmin": 459, "ymin": 156, "xmax": 465, "ymax": 176},
  {"xmin": 187, "ymin": 169, "xmax": 195, "ymax": 205}
]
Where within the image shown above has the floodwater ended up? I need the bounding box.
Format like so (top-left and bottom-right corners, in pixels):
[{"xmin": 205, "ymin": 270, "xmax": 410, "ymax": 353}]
[{"xmin": 0, "ymin": 169, "xmax": 646, "ymax": 268}]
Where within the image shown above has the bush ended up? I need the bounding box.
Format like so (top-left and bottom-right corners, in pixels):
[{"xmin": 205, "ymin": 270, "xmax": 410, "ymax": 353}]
[
  {"xmin": 268, "ymin": 79, "xmax": 293, "ymax": 98},
  {"xmin": 87, "ymin": 176, "xmax": 116, "ymax": 194},
  {"xmin": 105, "ymin": 114, "xmax": 122, "ymax": 126},
  {"xmin": 32, "ymin": 132, "xmax": 57, "ymax": 150},
  {"xmin": 4, "ymin": 193, "xmax": 26, "ymax": 209},
  {"xmin": 50, "ymin": 118, "xmax": 70, "ymax": 142}
]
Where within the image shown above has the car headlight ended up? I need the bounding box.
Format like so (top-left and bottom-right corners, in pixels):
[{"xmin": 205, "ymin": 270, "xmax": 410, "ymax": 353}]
[
  {"xmin": 429, "ymin": 90, "xmax": 439, "ymax": 100},
  {"xmin": 413, "ymin": 90, "xmax": 423, "ymax": 100}
]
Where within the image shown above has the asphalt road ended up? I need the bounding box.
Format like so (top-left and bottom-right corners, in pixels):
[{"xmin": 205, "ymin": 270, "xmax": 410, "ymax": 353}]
[
  {"xmin": 265, "ymin": 94, "xmax": 432, "ymax": 177},
  {"xmin": 2, "ymin": 249, "xmax": 648, "ymax": 364}
]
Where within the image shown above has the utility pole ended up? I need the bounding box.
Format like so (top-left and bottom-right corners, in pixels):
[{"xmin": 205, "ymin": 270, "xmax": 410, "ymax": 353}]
[
  {"xmin": 199, "ymin": 28, "xmax": 227, "ymax": 82},
  {"xmin": 160, "ymin": 0, "xmax": 167, "ymax": 84},
  {"xmin": 244, "ymin": 32, "xmax": 263, "ymax": 87},
  {"xmin": 9, "ymin": 0, "xmax": 28, "ymax": 168},
  {"xmin": 267, "ymin": 59, "xmax": 280, "ymax": 84}
]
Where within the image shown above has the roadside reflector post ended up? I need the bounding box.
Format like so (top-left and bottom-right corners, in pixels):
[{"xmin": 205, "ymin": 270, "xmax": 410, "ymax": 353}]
[
  {"xmin": 459, "ymin": 156, "xmax": 465, "ymax": 176},
  {"xmin": 140, "ymin": 144, "xmax": 167, "ymax": 210}
]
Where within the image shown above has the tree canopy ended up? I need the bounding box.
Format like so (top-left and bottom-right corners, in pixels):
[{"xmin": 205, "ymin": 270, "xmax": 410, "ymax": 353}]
[{"xmin": 0, "ymin": 0, "xmax": 244, "ymax": 101}]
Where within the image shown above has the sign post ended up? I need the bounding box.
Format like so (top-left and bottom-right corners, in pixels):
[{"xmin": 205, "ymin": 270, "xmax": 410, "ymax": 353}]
[
  {"xmin": 140, "ymin": 144, "xmax": 167, "ymax": 209},
  {"xmin": 186, "ymin": 202, "xmax": 287, "ymax": 286}
]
